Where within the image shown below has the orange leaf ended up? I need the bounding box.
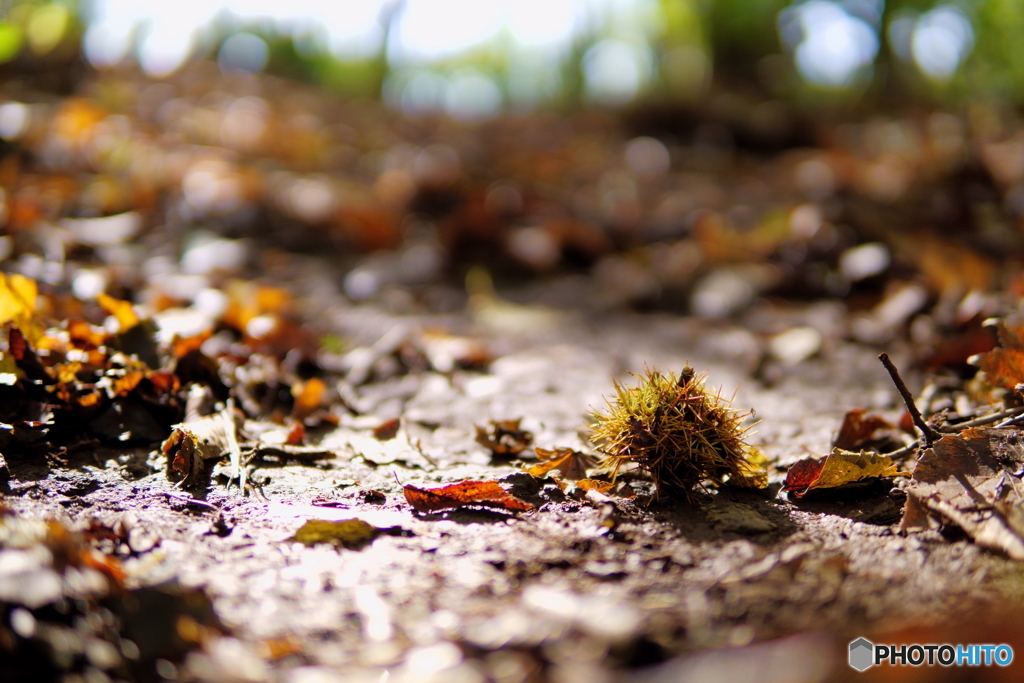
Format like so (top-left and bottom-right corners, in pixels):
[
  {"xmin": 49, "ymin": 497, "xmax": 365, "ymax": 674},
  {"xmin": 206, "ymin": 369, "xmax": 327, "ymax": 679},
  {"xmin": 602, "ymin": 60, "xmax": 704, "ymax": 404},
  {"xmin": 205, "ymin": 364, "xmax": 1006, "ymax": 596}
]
[
  {"xmin": 146, "ymin": 371, "xmax": 180, "ymax": 396},
  {"xmin": 577, "ymin": 479, "xmax": 614, "ymax": 494},
  {"xmin": 286, "ymin": 421, "xmax": 305, "ymax": 445},
  {"xmin": 523, "ymin": 447, "xmax": 594, "ymax": 480},
  {"xmin": 112, "ymin": 371, "xmax": 144, "ymax": 397},
  {"xmin": 292, "ymin": 377, "xmax": 326, "ymax": 420},
  {"xmin": 172, "ymin": 329, "xmax": 212, "ymax": 358},
  {"xmin": 67, "ymin": 319, "xmax": 108, "ymax": 349},
  {"xmin": 76, "ymin": 391, "xmax": 102, "ymax": 407},
  {"xmin": 975, "ymin": 319, "xmax": 1024, "ymax": 391},
  {"xmin": 403, "ymin": 480, "xmax": 534, "ymax": 513},
  {"xmin": 980, "ymin": 346, "xmax": 1024, "ymax": 390}
]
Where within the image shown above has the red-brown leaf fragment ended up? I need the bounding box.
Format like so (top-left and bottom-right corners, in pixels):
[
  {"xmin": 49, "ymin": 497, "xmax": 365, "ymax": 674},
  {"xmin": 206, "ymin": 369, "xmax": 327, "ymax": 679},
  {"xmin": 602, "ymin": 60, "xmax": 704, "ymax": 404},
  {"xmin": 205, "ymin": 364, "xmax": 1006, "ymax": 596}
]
[
  {"xmin": 833, "ymin": 409, "xmax": 895, "ymax": 451},
  {"xmin": 403, "ymin": 480, "xmax": 534, "ymax": 513},
  {"xmin": 7, "ymin": 326, "xmax": 50, "ymax": 383}
]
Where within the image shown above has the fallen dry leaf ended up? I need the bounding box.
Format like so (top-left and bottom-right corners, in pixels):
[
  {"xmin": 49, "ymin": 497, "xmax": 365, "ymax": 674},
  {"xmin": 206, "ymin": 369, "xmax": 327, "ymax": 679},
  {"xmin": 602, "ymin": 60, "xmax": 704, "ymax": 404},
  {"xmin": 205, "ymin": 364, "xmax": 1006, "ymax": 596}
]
[
  {"xmin": 0, "ymin": 273, "xmax": 38, "ymax": 340},
  {"xmin": 576, "ymin": 479, "xmax": 614, "ymax": 494},
  {"xmin": 782, "ymin": 448, "xmax": 900, "ymax": 497},
  {"xmin": 403, "ymin": 479, "xmax": 534, "ymax": 513},
  {"xmin": 902, "ymin": 428, "xmax": 1024, "ymax": 559},
  {"xmin": 163, "ymin": 413, "xmax": 237, "ymax": 484},
  {"xmin": 372, "ymin": 417, "xmax": 401, "ymax": 440},
  {"xmin": 290, "ymin": 518, "xmax": 380, "ymax": 550},
  {"xmin": 833, "ymin": 409, "xmax": 896, "ymax": 451},
  {"xmin": 523, "ymin": 446, "xmax": 595, "ymax": 480},
  {"xmin": 974, "ymin": 318, "xmax": 1024, "ymax": 391},
  {"xmin": 340, "ymin": 428, "xmax": 431, "ymax": 467},
  {"xmin": 475, "ymin": 418, "xmax": 533, "ymax": 457}
]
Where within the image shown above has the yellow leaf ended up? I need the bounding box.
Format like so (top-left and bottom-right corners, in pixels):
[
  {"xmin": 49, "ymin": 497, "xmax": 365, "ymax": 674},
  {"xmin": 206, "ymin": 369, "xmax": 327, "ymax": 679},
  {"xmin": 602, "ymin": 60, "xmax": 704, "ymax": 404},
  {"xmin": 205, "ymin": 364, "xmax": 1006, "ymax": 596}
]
[
  {"xmin": 783, "ymin": 448, "xmax": 900, "ymax": 497},
  {"xmin": 732, "ymin": 446, "xmax": 770, "ymax": 489},
  {"xmin": 0, "ymin": 272, "xmax": 36, "ymax": 325},
  {"xmin": 290, "ymin": 519, "xmax": 381, "ymax": 550},
  {"xmin": 97, "ymin": 292, "xmax": 139, "ymax": 332}
]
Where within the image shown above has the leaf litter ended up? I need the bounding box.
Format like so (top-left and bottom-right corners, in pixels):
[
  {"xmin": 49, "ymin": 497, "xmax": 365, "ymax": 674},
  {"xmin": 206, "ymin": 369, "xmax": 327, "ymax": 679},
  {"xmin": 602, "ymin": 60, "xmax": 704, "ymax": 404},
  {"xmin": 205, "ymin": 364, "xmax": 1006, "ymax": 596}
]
[{"xmin": 8, "ymin": 57, "xmax": 1024, "ymax": 682}]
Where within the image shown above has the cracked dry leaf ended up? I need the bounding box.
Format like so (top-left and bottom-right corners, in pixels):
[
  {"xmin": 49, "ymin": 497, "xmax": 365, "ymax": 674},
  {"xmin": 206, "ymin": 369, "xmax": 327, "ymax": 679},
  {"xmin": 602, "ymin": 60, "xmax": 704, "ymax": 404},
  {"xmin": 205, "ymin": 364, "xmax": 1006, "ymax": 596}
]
[
  {"xmin": 902, "ymin": 429, "xmax": 1024, "ymax": 560},
  {"xmin": 523, "ymin": 447, "xmax": 596, "ymax": 480},
  {"xmin": 403, "ymin": 480, "xmax": 534, "ymax": 513},
  {"xmin": 782, "ymin": 448, "xmax": 900, "ymax": 497},
  {"xmin": 290, "ymin": 519, "xmax": 381, "ymax": 550}
]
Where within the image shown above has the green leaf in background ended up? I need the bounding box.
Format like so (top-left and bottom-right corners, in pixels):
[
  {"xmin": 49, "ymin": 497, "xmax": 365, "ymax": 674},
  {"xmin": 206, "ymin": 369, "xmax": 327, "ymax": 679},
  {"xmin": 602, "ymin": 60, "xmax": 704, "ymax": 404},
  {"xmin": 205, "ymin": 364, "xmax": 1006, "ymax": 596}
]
[
  {"xmin": 27, "ymin": 3, "xmax": 70, "ymax": 56},
  {"xmin": 0, "ymin": 23, "xmax": 24, "ymax": 64}
]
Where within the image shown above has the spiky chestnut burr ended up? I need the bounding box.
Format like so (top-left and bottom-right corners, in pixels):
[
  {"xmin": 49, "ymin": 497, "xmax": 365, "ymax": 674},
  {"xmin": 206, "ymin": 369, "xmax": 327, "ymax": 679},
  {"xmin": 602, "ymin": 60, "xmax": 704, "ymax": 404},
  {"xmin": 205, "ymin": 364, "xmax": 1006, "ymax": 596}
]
[{"xmin": 589, "ymin": 367, "xmax": 764, "ymax": 497}]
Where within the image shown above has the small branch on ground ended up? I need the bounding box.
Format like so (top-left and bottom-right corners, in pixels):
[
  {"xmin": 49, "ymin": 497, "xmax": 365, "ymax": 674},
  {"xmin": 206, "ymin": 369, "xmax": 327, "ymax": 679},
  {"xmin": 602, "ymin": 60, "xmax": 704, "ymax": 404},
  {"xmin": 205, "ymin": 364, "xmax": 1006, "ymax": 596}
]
[
  {"xmin": 939, "ymin": 406, "xmax": 1024, "ymax": 432},
  {"xmin": 878, "ymin": 353, "xmax": 942, "ymax": 446}
]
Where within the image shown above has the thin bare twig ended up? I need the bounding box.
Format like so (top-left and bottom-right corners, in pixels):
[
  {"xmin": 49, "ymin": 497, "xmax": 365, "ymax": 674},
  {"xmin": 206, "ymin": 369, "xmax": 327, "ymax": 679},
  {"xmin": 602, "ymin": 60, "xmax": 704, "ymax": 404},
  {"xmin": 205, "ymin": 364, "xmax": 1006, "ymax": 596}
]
[
  {"xmin": 161, "ymin": 490, "xmax": 219, "ymax": 512},
  {"xmin": 881, "ymin": 442, "xmax": 917, "ymax": 460},
  {"xmin": 939, "ymin": 405, "xmax": 1024, "ymax": 432},
  {"xmin": 878, "ymin": 353, "xmax": 942, "ymax": 446},
  {"xmin": 247, "ymin": 444, "xmax": 335, "ymax": 460}
]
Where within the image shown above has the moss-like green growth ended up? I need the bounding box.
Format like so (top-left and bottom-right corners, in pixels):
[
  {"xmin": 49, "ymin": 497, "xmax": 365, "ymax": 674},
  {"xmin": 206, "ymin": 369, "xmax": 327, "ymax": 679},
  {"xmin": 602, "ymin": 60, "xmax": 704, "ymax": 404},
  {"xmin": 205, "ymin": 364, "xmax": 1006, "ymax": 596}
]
[{"xmin": 589, "ymin": 367, "xmax": 764, "ymax": 497}]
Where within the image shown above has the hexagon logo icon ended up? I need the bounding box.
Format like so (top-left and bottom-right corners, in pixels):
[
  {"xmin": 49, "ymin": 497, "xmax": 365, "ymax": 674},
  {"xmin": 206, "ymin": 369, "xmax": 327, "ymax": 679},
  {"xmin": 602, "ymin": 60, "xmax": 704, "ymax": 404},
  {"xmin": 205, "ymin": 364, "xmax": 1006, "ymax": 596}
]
[{"xmin": 849, "ymin": 638, "xmax": 874, "ymax": 672}]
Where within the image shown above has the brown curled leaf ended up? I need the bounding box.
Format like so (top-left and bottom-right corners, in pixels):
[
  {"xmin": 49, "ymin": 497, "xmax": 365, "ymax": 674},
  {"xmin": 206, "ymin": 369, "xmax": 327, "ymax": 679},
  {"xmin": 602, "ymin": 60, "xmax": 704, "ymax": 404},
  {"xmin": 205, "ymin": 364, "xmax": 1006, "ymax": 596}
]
[
  {"xmin": 372, "ymin": 417, "xmax": 401, "ymax": 441},
  {"xmin": 475, "ymin": 419, "xmax": 533, "ymax": 457},
  {"xmin": 833, "ymin": 408, "xmax": 895, "ymax": 451},
  {"xmin": 403, "ymin": 479, "xmax": 534, "ymax": 513},
  {"xmin": 7, "ymin": 326, "xmax": 51, "ymax": 383},
  {"xmin": 163, "ymin": 416, "xmax": 231, "ymax": 484}
]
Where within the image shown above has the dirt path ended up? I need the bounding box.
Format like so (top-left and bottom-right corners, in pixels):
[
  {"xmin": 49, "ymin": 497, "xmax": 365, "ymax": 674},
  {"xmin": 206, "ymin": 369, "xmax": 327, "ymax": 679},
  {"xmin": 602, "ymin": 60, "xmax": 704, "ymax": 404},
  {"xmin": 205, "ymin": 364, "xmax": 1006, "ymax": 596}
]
[{"xmin": 5, "ymin": 303, "xmax": 1023, "ymax": 683}]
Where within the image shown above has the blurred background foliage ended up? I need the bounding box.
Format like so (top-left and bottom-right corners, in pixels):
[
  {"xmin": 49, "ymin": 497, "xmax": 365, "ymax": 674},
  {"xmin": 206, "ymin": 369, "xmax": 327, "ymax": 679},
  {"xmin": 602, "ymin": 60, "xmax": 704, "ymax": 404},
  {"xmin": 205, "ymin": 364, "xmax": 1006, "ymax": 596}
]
[{"xmin": 0, "ymin": 0, "xmax": 1017, "ymax": 115}]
